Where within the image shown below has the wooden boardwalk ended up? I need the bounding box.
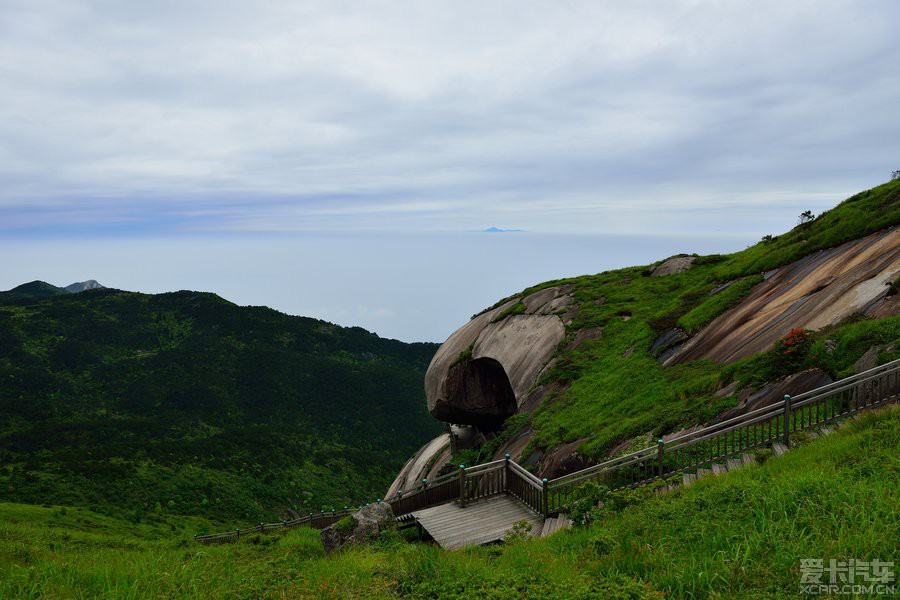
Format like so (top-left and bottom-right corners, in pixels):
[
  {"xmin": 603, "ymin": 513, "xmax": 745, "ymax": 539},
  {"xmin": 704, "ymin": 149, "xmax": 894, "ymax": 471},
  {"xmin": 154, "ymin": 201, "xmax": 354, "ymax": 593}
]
[{"xmin": 412, "ymin": 496, "xmax": 544, "ymax": 550}]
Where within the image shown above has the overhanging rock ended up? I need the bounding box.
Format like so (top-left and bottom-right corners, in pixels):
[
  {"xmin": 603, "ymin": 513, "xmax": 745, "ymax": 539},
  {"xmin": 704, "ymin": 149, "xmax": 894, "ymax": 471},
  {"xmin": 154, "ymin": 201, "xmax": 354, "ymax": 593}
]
[{"xmin": 425, "ymin": 286, "xmax": 571, "ymax": 428}]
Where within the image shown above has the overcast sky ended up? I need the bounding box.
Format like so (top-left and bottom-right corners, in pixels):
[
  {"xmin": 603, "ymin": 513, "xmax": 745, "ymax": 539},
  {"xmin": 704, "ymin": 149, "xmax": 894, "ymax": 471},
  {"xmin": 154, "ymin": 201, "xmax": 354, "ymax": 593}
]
[{"xmin": 1, "ymin": 1, "xmax": 898, "ymax": 340}]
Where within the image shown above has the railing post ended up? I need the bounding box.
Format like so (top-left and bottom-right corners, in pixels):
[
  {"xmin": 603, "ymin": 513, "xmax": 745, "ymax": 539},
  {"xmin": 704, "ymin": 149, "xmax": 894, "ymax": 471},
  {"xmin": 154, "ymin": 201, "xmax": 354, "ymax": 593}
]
[
  {"xmin": 657, "ymin": 438, "xmax": 665, "ymax": 477},
  {"xmin": 458, "ymin": 464, "xmax": 466, "ymax": 508},
  {"xmin": 541, "ymin": 478, "xmax": 549, "ymax": 517},
  {"xmin": 783, "ymin": 394, "xmax": 792, "ymax": 447},
  {"xmin": 504, "ymin": 453, "xmax": 511, "ymax": 494}
]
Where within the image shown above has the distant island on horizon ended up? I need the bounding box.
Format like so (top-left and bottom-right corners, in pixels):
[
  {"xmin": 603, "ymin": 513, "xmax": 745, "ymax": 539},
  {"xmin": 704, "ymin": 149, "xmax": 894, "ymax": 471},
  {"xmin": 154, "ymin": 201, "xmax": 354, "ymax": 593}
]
[{"xmin": 483, "ymin": 226, "xmax": 525, "ymax": 233}]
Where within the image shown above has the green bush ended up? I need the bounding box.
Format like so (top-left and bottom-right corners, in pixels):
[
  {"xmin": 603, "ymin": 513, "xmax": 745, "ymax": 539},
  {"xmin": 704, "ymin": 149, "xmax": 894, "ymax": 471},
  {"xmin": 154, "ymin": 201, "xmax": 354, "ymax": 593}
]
[
  {"xmin": 333, "ymin": 515, "xmax": 357, "ymax": 536},
  {"xmin": 491, "ymin": 301, "xmax": 526, "ymax": 322}
]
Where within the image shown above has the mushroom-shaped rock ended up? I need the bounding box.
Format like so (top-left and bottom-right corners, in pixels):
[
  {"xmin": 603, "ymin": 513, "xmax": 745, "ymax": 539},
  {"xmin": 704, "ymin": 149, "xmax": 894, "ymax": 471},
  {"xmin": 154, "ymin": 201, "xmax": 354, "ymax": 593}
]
[{"xmin": 426, "ymin": 287, "xmax": 570, "ymax": 429}]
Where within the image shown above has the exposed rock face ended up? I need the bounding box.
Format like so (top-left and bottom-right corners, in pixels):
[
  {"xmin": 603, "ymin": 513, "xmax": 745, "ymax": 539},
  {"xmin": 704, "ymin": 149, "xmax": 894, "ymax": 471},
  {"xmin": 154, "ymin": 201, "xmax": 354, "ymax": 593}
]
[
  {"xmin": 853, "ymin": 345, "xmax": 893, "ymax": 374},
  {"xmin": 385, "ymin": 433, "xmax": 451, "ymax": 499},
  {"xmin": 426, "ymin": 286, "xmax": 572, "ymax": 428},
  {"xmin": 651, "ymin": 328, "xmax": 690, "ymax": 359},
  {"xmin": 568, "ymin": 326, "xmax": 604, "ymax": 350},
  {"xmin": 666, "ymin": 228, "xmax": 900, "ymax": 365},
  {"xmin": 539, "ymin": 438, "xmax": 593, "ymax": 477},
  {"xmin": 320, "ymin": 502, "xmax": 395, "ymax": 554},
  {"xmin": 65, "ymin": 280, "xmax": 105, "ymax": 293},
  {"xmin": 712, "ymin": 369, "xmax": 834, "ymax": 423},
  {"xmin": 651, "ymin": 255, "xmax": 695, "ymax": 277}
]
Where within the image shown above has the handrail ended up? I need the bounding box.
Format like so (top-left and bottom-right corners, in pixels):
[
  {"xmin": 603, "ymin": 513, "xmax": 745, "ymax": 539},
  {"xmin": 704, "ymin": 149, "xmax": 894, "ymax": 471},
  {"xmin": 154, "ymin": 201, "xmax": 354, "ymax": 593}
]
[
  {"xmin": 196, "ymin": 359, "xmax": 900, "ymax": 542},
  {"xmin": 548, "ymin": 445, "xmax": 656, "ymax": 487},
  {"xmin": 789, "ymin": 359, "xmax": 899, "ymax": 402},
  {"xmin": 194, "ymin": 507, "xmax": 356, "ymax": 543},
  {"xmin": 547, "ymin": 359, "xmax": 900, "ymax": 500},
  {"xmin": 659, "ymin": 359, "xmax": 899, "ymax": 448},
  {"xmin": 661, "ymin": 398, "xmax": 786, "ymax": 446},
  {"xmin": 462, "ymin": 459, "xmax": 506, "ymax": 475},
  {"xmin": 792, "ymin": 374, "xmax": 885, "ymax": 409},
  {"xmin": 508, "ymin": 460, "xmax": 544, "ymax": 488},
  {"xmin": 664, "ymin": 405, "xmax": 786, "ymax": 453},
  {"xmin": 392, "ymin": 469, "xmax": 458, "ymax": 499}
]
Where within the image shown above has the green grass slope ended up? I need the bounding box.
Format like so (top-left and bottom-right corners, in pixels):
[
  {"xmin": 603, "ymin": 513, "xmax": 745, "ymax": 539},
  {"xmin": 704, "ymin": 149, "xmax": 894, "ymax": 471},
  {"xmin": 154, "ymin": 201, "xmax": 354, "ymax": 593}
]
[
  {"xmin": 468, "ymin": 179, "xmax": 900, "ymax": 463},
  {"xmin": 2, "ymin": 404, "xmax": 896, "ymax": 599},
  {"xmin": 0, "ymin": 289, "xmax": 440, "ymax": 522}
]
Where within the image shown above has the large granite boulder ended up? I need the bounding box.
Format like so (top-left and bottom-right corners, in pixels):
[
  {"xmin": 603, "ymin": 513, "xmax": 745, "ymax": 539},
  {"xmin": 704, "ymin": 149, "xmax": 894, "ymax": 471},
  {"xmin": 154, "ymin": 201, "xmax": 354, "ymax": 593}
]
[
  {"xmin": 320, "ymin": 502, "xmax": 396, "ymax": 554},
  {"xmin": 425, "ymin": 286, "xmax": 574, "ymax": 428}
]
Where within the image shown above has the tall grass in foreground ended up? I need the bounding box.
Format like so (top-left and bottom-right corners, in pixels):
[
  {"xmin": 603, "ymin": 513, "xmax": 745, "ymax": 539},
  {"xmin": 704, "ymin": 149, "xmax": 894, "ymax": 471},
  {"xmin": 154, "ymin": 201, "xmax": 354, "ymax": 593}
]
[{"xmin": 2, "ymin": 404, "xmax": 897, "ymax": 598}]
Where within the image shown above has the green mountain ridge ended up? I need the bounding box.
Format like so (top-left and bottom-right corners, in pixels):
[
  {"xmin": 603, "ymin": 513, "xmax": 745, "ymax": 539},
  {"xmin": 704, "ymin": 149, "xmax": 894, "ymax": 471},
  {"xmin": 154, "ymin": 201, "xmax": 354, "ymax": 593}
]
[
  {"xmin": 0, "ymin": 279, "xmax": 106, "ymax": 303},
  {"xmin": 0, "ymin": 287, "xmax": 440, "ymax": 523}
]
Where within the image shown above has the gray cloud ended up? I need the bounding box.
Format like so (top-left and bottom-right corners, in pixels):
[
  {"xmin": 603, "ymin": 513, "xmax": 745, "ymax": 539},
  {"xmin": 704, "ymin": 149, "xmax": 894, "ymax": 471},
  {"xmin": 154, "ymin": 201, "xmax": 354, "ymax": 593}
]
[{"xmin": 1, "ymin": 0, "xmax": 898, "ymax": 235}]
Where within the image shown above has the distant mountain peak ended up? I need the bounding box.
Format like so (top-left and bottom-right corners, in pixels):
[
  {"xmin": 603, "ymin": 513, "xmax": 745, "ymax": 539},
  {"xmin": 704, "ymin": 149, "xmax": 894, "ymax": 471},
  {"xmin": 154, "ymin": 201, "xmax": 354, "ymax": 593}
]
[
  {"xmin": 483, "ymin": 227, "xmax": 525, "ymax": 233},
  {"xmin": 65, "ymin": 280, "xmax": 105, "ymax": 293},
  {"xmin": 0, "ymin": 279, "xmax": 107, "ymax": 303},
  {"xmin": 4, "ymin": 280, "xmax": 70, "ymax": 299}
]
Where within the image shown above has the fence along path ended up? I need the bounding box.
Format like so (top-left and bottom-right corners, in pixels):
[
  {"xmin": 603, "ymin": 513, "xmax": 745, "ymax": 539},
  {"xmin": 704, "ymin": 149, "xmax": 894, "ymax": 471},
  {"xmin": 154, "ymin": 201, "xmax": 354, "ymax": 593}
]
[
  {"xmin": 194, "ymin": 509, "xmax": 355, "ymax": 544},
  {"xmin": 196, "ymin": 359, "xmax": 900, "ymax": 544}
]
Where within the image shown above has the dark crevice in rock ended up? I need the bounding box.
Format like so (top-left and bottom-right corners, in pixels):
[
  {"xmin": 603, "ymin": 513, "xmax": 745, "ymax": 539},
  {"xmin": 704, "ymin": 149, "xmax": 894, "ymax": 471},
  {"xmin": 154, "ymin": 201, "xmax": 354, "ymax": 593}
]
[
  {"xmin": 651, "ymin": 328, "xmax": 690, "ymax": 359},
  {"xmin": 431, "ymin": 357, "xmax": 518, "ymax": 431}
]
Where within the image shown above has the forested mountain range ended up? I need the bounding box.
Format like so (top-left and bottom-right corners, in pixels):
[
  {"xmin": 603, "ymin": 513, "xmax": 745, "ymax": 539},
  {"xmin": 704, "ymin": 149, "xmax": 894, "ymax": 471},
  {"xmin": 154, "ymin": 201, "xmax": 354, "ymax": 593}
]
[{"xmin": 0, "ymin": 288, "xmax": 439, "ymax": 522}]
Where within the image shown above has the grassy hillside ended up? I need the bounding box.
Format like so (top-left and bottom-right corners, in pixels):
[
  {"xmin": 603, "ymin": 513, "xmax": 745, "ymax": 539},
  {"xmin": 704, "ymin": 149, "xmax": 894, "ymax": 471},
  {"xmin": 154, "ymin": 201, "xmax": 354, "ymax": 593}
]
[
  {"xmin": 0, "ymin": 289, "xmax": 440, "ymax": 522},
  {"xmin": 0, "ymin": 281, "xmax": 72, "ymax": 302},
  {"xmin": 2, "ymin": 403, "xmax": 896, "ymax": 599},
  {"xmin": 467, "ymin": 179, "xmax": 900, "ymax": 463}
]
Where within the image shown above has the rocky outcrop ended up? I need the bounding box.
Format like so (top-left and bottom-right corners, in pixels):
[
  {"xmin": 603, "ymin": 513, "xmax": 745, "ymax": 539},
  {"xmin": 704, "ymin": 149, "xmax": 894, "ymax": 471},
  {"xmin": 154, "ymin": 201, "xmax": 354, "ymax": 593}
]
[
  {"xmin": 426, "ymin": 286, "xmax": 574, "ymax": 428},
  {"xmin": 651, "ymin": 255, "xmax": 695, "ymax": 277},
  {"xmin": 65, "ymin": 280, "xmax": 105, "ymax": 293},
  {"xmin": 539, "ymin": 438, "xmax": 594, "ymax": 477},
  {"xmin": 712, "ymin": 369, "xmax": 833, "ymax": 423},
  {"xmin": 385, "ymin": 433, "xmax": 451, "ymax": 498},
  {"xmin": 853, "ymin": 344, "xmax": 894, "ymax": 374},
  {"xmin": 666, "ymin": 228, "xmax": 900, "ymax": 365},
  {"xmin": 651, "ymin": 328, "xmax": 690, "ymax": 361},
  {"xmin": 320, "ymin": 502, "xmax": 395, "ymax": 554}
]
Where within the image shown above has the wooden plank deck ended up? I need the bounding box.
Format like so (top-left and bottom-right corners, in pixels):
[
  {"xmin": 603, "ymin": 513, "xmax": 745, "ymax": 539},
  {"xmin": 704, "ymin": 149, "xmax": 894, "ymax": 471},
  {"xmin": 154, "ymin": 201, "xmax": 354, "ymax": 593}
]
[{"xmin": 411, "ymin": 496, "xmax": 544, "ymax": 550}]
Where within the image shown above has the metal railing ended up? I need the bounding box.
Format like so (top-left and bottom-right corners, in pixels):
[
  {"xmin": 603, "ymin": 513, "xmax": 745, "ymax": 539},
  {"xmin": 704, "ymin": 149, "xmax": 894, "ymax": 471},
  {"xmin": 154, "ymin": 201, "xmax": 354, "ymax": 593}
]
[
  {"xmin": 196, "ymin": 359, "xmax": 899, "ymax": 542},
  {"xmin": 545, "ymin": 358, "xmax": 900, "ymax": 513}
]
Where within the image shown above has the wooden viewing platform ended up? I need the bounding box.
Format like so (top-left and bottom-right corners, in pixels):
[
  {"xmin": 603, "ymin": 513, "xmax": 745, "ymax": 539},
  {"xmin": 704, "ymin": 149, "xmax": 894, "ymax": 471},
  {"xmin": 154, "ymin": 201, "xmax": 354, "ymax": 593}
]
[{"xmin": 411, "ymin": 495, "xmax": 544, "ymax": 550}]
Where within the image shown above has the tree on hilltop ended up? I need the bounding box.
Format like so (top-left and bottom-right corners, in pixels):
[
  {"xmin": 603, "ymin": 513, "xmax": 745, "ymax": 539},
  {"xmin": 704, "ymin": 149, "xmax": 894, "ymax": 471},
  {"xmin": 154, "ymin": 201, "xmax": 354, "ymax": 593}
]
[{"xmin": 797, "ymin": 210, "xmax": 815, "ymax": 225}]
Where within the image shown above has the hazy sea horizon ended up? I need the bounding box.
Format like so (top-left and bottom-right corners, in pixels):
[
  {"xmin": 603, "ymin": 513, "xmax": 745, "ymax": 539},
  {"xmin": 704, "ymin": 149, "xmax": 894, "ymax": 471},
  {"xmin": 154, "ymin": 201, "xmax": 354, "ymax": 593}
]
[{"xmin": 1, "ymin": 231, "xmax": 760, "ymax": 343}]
